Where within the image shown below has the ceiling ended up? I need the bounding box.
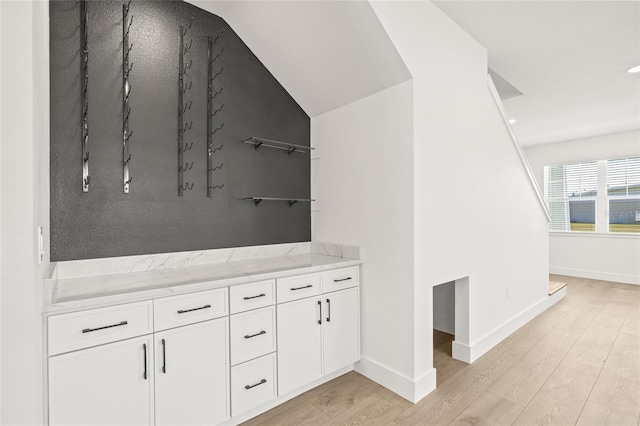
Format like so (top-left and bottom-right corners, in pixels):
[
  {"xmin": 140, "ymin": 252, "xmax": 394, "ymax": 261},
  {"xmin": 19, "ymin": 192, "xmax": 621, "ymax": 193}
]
[
  {"xmin": 187, "ymin": 0, "xmax": 411, "ymax": 117},
  {"xmin": 433, "ymin": 0, "xmax": 640, "ymax": 146}
]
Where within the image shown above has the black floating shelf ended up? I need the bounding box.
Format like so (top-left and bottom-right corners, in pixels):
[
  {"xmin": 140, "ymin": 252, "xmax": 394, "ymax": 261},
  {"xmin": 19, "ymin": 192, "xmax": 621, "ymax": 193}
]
[
  {"xmin": 244, "ymin": 197, "xmax": 315, "ymax": 207},
  {"xmin": 242, "ymin": 137, "xmax": 314, "ymax": 155}
]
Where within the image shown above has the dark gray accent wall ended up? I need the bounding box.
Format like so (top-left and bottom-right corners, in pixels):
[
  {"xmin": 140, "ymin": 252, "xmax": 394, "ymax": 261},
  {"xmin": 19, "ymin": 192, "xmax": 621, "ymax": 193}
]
[{"xmin": 50, "ymin": 0, "xmax": 311, "ymax": 261}]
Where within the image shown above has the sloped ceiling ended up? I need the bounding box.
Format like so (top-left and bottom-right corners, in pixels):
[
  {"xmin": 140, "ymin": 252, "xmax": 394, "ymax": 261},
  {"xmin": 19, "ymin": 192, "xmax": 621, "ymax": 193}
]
[
  {"xmin": 188, "ymin": 0, "xmax": 411, "ymax": 117},
  {"xmin": 434, "ymin": 1, "xmax": 640, "ymax": 146}
]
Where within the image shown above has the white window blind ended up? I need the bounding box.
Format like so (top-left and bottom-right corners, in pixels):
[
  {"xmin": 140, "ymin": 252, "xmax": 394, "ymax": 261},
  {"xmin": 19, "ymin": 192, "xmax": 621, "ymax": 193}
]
[
  {"xmin": 546, "ymin": 161, "xmax": 597, "ymax": 232},
  {"xmin": 606, "ymin": 156, "xmax": 640, "ymax": 233}
]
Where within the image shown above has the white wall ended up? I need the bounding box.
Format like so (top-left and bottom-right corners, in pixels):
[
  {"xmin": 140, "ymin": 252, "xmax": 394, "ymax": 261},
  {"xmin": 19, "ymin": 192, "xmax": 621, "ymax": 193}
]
[
  {"xmin": 433, "ymin": 282, "xmax": 455, "ymax": 334},
  {"xmin": 524, "ymin": 130, "xmax": 640, "ymax": 285},
  {"xmin": 370, "ymin": 0, "xmax": 550, "ymax": 391},
  {"xmin": 312, "ymin": 80, "xmax": 417, "ymax": 396},
  {"xmin": 0, "ymin": 1, "xmax": 49, "ymax": 423}
]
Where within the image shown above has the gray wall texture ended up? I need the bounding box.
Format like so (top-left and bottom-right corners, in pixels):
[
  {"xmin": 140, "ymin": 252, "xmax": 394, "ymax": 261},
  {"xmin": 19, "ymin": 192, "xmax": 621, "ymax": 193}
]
[{"xmin": 50, "ymin": 0, "xmax": 311, "ymax": 261}]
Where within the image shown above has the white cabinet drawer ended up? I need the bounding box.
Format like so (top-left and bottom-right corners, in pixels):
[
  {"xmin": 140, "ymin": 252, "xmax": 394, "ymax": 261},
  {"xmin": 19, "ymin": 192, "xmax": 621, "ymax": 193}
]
[
  {"xmin": 229, "ymin": 280, "xmax": 275, "ymax": 314},
  {"xmin": 276, "ymin": 273, "xmax": 321, "ymax": 303},
  {"xmin": 322, "ymin": 266, "xmax": 359, "ymax": 293},
  {"xmin": 48, "ymin": 301, "xmax": 153, "ymax": 356},
  {"xmin": 231, "ymin": 353, "xmax": 277, "ymax": 416},
  {"xmin": 154, "ymin": 288, "xmax": 228, "ymax": 332},
  {"xmin": 230, "ymin": 306, "xmax": 276, "ymax": 366}
]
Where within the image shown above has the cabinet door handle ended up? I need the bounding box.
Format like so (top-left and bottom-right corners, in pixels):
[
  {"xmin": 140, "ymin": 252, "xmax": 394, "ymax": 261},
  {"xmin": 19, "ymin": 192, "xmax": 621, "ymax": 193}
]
[
  {"xmin": 243, "ymin": 293, "xmax": 266, "ymax": 300},
  {"xmin": 326, "ymin": 298, "xmax": 331, "ymax": 322},
  {"xmin": 177, "ymin": 304, "xmax": 211, "ymax": 314},
  {"xmin": 318, "ymin": 300, "xmax": 322, "ymax": 325},
  {"xmin": 245, "ymin": 378, "xmax": 267, "ymax": 390},
  {"xmin": 161, "ymin": 338, "xmax": 167, "ymax": 374},
  {"xmin": 244, "ymin": 330, "xmax": 266, "ymax": 339},
  {"xmin": 291, "ymin": 284, "xmax": 313, "ymax": 291},
  {"xmin": 334, "ymin": 277, "xmax": 352, "ymax": 282},
  {"xmin": 82, "ymin": 320, "xmax": 128, "ymax": 333},
  {"xmin": 142, "ymin": 343, "xmax": 148, "ymax": 380}
]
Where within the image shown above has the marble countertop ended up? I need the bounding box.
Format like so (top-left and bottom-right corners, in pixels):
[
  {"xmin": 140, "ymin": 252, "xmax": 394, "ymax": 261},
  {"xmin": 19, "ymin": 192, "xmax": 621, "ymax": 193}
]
[{"xmin": 44, "ymin": 253, "xmax": 361, "ymax": 314}]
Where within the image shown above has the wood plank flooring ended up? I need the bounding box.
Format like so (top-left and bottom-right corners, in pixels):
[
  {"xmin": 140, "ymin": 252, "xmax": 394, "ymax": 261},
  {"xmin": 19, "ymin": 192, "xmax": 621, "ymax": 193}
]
[{"xmin": 243, "ymin": 276, "xmax": 640, "ymax": 425}]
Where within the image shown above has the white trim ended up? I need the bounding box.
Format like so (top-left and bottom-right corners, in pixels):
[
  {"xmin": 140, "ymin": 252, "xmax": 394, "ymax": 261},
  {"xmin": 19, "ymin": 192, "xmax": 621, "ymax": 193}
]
[
  {"xmin": 219, "ymin": 366, "xmax": 353, "ymax": 425},
  {"xmin": 452, "ymin": 341, "xmax": 471, "ymax": 364},
  {"xmin": 355, "ymin": 356, "xmax": 436, "ymax": 403},
  {"xmin": 487, "ymin": 74, "xmax": 551, "ymax": 222},
  {"xmin": 550, "ymin": 266, "xmax": 639, "ymax": 285},
  {"xmin": 459, "ymin": 288, "xmax": 566, "ymax": 363},
  {"xmin": 550, "ymin": 231, "xmax": 640, "ymax": 239},
  {"xmin": 433, "ymin": 314, "xmax": 454, "ymax": 335}
]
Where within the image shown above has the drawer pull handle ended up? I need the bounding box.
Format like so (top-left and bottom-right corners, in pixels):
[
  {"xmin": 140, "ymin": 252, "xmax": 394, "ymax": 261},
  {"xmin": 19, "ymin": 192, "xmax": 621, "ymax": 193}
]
[
  {"xmin": 291, "ymin": 284, "xmax": 313, "ymax": 291},
  {"xmin": 143, "ymin": 343, "xmax": 148, "ymax": 380},
  {"xmin": 82, "ymin": 320, "xmax": 128, "ymax": 333},
  {"xmin": 161, "ymin": 338, "xmax": 167, "ymax": 374},
  {"xmin": 318, "ymin": 300, "xmax": 322, "ymax": 325},
  {"xmin": 177, "ymin": 304, "xmax": 211, "ymax": 314},
  {"xmin": 334, "ymin": 277, "xmax": 352, "ymax": 282},
  {"xmin": 326, "ymin": 298, "xmax": 331, "ymax": 322},
  {"xmin": 243, "ymin": 293, "xmax": 266, "ymax": 300},
  {"xmin": 245, "ymin": 378, "xmax": 267, "ymax": 390},
  {"xmin": 244, "ymin": 330, "xmax": 266, "ymax": 339}
]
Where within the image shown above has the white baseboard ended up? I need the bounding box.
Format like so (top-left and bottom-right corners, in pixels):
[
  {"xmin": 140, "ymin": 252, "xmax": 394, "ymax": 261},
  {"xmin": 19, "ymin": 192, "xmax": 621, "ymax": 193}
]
[
  {"xmin": 455, "ymin": 287, "xmax": 566, "ymax": 363},
  {"xmin": 433, "ymin": 314, "xmax": 455, "ymax": 335},
  {"xmin": 550, "ymin": 266, "xmax": 639, "ymax": 285},
  {"xmin": 355, "ymin": 356, "xmax": 436, "ymax": 403}
]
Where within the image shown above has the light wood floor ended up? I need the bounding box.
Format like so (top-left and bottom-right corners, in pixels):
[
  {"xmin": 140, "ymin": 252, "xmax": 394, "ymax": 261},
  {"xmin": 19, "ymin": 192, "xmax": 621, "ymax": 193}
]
[{"xmin": 243, "ymin": 276, "xmax": 640, "ymax": 425}]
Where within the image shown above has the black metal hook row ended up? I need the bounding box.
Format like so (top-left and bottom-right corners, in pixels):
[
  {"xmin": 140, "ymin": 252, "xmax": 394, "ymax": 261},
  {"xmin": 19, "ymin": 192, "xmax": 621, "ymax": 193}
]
[
  {"xmin": 209, "ymin": 47, "xmax": 224, "ymax": 64},
  {"xmin": 181, "ymin": 100, "xmax": 193, "ymax": 114},
  {"xmin": 84, "ymin": 176, "xmax": 91, "ymax": 186},
  {"xmin": 210, "ymin": 86, "xmax": 223, "ymax": 101},
  {"xmin": 209, "ymin": 144, "xmax": 224, "ymax": 155},
  {"xmin": 125, "ymin": 176, "xmax": 133, "ymax": 185},
  {"xmin": 209, "ymin": 104, "xmax": 224, "ymax": 118},
  {"xmin": 180, "ymin": 121, "xmax": 193, "ymax": 135},
  {"xmin": 124, "ymin": 85, "xmax": 133, "ymax": 103},
  {"xmin": 124, "ymin": 153, "xmax": 131, "ymax": 165},
  {"xmin": 183, "ymin": 38, "xmax": 193, "ymax": 55},
  {"xmin": 124, "ymin": 62, "xmax": 134, "ymax": 79},
  {"xmin": 181, "ymin": 81, "xmax": 192, "ymax": 94},
  {"xmin": 124, "ymin": 15, "xmax": 133, "ymax": 39},
  {"xmin": 123, "ymin": 107, "xmax": 131, "ymax": 127},
  {"xmin": 181, "ymin": 182, "xmax": 194, "ymax": 191},
  {"xmin": 208, "ymin": 123, "xmax": 224, "ymax": 137},
  {"xmin": 208, "ymin": 184, "xmax": 224, "ymax": 190},
  {"xmin": 212, "ymin": 29, "xmax": 225, "ymax": 45},
  {"xmin": 124, "ymin": 130, "xmax": 134, "ymax": 143},
  {"xmin": 124, "ymin": 43, "xmax": 134, "ymax": 63},
  {"xmin": 211, "ymin": 66, "xmax": 224, "ymax": 81},
  {"xmin": 179, "ymin": 161, "xmax": 194, "ymax": 172},
  {"xmin": 208, "ymin": 162, "xmax": 223, "ymax": 172},
  {"xmin": 180, "ymin": 142, "xmax": 193, "ymax": 152}
]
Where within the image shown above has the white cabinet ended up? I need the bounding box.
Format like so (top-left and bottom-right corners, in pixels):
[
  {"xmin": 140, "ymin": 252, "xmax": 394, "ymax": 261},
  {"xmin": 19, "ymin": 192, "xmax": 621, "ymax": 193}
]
[
  {"xmin": 48, "ymin": 335, "xmax": 154, "ymax": 426},
  {"xmin": 323, "ymin": 287, "xmax": 360, "ymax": 375},
  {"xmin": 276, "ymin": 267, "xmax": 360, "ymax": 396},
  {"xmin": 154, "ymin": 318, "xmax": 229, "ymax": 426},
  {"xmin": 277, "ymin": 296, "xmax": 323, "ymax": 395}
]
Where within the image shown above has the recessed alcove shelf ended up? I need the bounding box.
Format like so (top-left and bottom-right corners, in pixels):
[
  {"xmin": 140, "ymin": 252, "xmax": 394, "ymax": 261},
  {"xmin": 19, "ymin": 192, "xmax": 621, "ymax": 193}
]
[
  {"xmin": 244, "ymin": 197, "xmax": 315, "ymax": 207},
  {"xmin": 242, "ymin": 137, "xmax": 314, "ymax": 155}
]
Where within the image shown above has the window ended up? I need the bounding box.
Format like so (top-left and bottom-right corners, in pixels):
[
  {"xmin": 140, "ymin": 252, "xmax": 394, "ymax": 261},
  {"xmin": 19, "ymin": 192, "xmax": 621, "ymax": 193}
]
[
  {"xmin": 546, "ymin": 161, "xmax": 597, "ymax": 232},
  {"xmin": 544, "ymin": 156, "xmax": 640, "ymax": 234},
  {"xmin": 607, "ymin": 157, "xmax": 640, "ymax": 233}
]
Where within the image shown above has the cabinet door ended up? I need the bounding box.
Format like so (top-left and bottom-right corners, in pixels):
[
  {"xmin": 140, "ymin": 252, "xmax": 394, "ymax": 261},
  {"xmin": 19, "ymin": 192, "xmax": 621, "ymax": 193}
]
[
  {"xmin": 48, "ymin": 335, "xmax": 154, "ymax": 426},
  {"xmin": 277, "ymin": 297, "xmax": 323, "ymax": 395},
  {"xmin": 154, "ymin": 317, "xmax": 229, "ymax": 426},
  {"xmin": 323, "ymin": 287, "xmax": 360, "ymax": 375}
]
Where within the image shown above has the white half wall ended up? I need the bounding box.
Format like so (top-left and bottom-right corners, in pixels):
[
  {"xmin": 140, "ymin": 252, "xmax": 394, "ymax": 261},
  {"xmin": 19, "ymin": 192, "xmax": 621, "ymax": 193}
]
[
  {"xmin": 312, "ymin": 80, "xmax": 417, "ymax": 400},
  {"xmin": 0, "ymin": 1, "xmax": 49, "ymax": 423},
  {"xmin": 372, "ymin": 0, "xmax": 550, "ymax": 371},
  {"xmin": 525, "ymin": 130, "xmax": 640, "ymax": 285}
]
